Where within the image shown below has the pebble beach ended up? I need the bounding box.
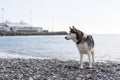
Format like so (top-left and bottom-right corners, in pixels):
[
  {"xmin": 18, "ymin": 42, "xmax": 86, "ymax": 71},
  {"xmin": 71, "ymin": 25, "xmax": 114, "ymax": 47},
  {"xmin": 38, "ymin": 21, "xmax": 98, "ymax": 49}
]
[{"xmin": 0, "ymin": 59, "xmax": 120, "ymax": 80}]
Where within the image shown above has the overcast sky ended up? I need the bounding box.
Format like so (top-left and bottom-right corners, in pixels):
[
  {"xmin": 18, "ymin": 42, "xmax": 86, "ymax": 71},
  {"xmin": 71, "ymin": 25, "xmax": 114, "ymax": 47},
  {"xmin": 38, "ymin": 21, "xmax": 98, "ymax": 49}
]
[{"xmin": 1, "ymin": 0, "xmax": 120, "ymax": 34}]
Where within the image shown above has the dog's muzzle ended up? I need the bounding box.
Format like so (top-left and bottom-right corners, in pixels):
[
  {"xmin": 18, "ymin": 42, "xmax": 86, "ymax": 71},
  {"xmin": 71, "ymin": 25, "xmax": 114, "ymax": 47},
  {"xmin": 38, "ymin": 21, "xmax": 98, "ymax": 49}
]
[{"xmin": 65, "ymin": 37, "xmax": 69, "ymax": 40}]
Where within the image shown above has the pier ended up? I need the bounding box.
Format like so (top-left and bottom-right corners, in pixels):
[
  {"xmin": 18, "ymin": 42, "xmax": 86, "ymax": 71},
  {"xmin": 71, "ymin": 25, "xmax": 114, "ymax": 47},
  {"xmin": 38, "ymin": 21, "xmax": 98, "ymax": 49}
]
[{"xmin": 0, "ymin": 31, "xmax": 67, "ymax": 36}]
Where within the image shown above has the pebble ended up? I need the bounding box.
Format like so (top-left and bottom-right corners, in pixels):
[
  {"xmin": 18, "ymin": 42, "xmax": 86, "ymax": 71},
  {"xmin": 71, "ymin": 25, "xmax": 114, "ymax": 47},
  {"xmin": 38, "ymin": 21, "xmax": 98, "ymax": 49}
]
[
  {"xmin": 29, "ymin": 76, "xmax": 33, "ymax": 80},
  {"xmin": 0, "ymin": 58, "xmax": 120, "ymax": 80}
]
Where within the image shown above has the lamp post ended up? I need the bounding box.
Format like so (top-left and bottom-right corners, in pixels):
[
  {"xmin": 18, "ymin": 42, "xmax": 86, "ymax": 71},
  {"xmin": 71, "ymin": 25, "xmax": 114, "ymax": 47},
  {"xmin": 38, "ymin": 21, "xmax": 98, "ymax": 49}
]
[
  {"xmin": 1, "ymin": 8, "xmax": 4, "ymax": 23},
  {"xmin": 1, "ymin": 8, "xmax": 4, "ymax": 31},
  {"xmin": 30, "ymin": 12, "xmax": 32, "ymax": 26},
  {"xmin": 51, "ymin": 16, "xmax": 54, "ymax": 31}
]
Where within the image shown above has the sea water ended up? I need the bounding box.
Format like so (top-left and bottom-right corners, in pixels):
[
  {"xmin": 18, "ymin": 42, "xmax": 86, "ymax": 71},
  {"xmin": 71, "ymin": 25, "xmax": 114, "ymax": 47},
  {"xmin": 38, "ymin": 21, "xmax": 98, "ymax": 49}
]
[{"xmin": 0, "ymin": 34, "xmax": 120, "ymax": 61}]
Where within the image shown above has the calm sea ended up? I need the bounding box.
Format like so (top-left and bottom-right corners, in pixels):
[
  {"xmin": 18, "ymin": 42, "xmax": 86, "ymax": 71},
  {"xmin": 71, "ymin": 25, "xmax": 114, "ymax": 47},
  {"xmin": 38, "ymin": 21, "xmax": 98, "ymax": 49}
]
[{"xmin": 0, "ymin": 35, "xmax": 120, "ymax": 61}]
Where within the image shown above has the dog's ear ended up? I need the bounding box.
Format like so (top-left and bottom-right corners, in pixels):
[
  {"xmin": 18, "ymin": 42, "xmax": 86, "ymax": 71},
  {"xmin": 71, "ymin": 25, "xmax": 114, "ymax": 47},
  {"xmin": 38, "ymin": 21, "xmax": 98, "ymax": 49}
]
[
  {"xmin": 69, "ymin": 26, "xmax": 75, "ymax": 33},
  {"xmin": 72, "ymin": 26, "xmax": 77, "ymax": 32},
  {"xmin": 69, "ymin": 26, "xmax": 72, "ymax": 30},
  {"xmin": 69, "ymin": 26, "xmax": 73, "ymax": 32},
  {"xmin": 72, "ymin": 26, "xmax": 75, "ymax": 29}
]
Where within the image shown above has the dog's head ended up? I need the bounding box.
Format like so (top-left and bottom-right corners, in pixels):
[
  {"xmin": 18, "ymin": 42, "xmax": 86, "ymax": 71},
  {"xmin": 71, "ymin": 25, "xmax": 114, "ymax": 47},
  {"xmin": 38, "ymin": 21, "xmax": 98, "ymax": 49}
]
[{"xmin": 65, "ymin": 26, "xmax": 83, "ymax": 43}]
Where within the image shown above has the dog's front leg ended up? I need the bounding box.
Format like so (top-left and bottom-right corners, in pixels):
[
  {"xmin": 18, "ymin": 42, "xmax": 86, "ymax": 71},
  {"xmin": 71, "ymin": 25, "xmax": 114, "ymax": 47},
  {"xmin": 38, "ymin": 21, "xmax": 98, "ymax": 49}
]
[
  {"xmin": 80, "ymin": 53, "xmax": 83, "ymax": 69},
  {"xmin": 88, "ymin": 51, "xmax": 92, "ymax": 68}
]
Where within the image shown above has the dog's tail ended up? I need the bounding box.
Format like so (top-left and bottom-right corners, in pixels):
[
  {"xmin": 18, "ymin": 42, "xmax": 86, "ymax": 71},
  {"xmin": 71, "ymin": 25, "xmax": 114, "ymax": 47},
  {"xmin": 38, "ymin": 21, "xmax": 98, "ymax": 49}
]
[{"xmin": 87, "ymin": 35, "xmax": 95, "ymax": 48}]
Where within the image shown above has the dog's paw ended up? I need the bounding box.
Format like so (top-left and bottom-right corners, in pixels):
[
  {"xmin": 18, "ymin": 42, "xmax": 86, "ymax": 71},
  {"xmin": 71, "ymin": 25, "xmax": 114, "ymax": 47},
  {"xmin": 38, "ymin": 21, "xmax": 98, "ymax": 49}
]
[
  {"xmin": 79, "ymin": 66, "xmax": 83, "ymax": 69},
  {"xmin": 86, "ymin": 66, "xmax": 94, "ymax": 69}
]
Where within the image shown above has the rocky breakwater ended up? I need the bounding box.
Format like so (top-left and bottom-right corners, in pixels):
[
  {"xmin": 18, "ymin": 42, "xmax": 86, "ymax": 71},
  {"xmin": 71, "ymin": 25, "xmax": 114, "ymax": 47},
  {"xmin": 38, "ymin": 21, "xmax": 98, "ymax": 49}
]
[{"xmin": 0, "ymin": 59, "xmax": 120, "ymax": 80}]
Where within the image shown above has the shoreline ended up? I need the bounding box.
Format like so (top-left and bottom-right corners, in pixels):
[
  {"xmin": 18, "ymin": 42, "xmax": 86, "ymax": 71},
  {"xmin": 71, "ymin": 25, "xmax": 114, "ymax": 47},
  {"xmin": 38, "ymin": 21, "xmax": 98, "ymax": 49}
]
[{"xmin": 0, "ymin": 58, "xmax": 120, "ymax": 80}]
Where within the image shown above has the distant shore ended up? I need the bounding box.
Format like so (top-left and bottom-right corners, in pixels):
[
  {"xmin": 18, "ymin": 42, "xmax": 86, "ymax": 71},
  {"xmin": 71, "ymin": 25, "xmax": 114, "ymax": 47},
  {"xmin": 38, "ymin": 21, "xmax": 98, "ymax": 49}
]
[
  {"xmin": 0, "ymin": 31, "xmax": 67, "ymax": 36},
  {"xmin": 0, "ymin": 58, "xmax": 120, "ymax": 80}
]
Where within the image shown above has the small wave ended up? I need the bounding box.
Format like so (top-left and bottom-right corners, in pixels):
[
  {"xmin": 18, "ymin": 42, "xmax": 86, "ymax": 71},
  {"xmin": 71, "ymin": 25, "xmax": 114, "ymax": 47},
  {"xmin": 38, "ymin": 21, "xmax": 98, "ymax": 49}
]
[{"xmin": 0, "ymin": 52, "xmax": 47, "ymax": 59}]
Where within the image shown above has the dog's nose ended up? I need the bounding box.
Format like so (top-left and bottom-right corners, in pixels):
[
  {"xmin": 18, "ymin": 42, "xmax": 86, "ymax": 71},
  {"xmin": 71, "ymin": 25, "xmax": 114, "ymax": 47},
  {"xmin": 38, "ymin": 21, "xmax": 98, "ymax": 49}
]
[
  {"xmin": 65, "ymin": 37, "xmax": 68, "ymax": 40},
  {"xmin": 65, "ymin": 37, "xmax": 67, "ymax": 39}
]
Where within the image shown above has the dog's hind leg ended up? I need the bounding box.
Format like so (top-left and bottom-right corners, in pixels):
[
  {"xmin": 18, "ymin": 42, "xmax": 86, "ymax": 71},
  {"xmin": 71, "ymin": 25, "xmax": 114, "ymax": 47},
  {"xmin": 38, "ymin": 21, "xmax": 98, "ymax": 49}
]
[
  {"xmin": 88, "ymin": 51, "xmax": 93, "ymax": 68},
  {"xmin": 80, "ymin": 53, "xmax": 83, "ymax": 69},
  {"xmin": 91, "ymin": 50, "xmax": 95, "ymax": 65}
]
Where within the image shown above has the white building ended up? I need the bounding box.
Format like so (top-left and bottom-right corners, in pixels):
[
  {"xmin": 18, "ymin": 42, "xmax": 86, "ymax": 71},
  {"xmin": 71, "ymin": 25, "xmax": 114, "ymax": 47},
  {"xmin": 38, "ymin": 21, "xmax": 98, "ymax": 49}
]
[{"xmin": 0, "ymin": 21, "xmax": 43, "ymax": 32}]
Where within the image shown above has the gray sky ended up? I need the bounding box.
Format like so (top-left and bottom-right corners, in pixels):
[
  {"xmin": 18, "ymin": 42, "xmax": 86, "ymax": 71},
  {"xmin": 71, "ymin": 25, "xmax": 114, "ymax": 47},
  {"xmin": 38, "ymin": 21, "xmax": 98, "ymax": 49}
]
[{"xmin": 1, "ymin": 0, "xmax": 120, "ymax": 34}]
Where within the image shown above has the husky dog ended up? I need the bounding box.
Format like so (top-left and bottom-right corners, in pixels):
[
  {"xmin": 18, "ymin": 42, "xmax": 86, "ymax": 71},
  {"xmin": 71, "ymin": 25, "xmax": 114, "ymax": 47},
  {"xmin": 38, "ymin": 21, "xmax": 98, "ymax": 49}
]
[{"xmin": 65, "ymin": 26, "xmax": 94, "ymax": 68}]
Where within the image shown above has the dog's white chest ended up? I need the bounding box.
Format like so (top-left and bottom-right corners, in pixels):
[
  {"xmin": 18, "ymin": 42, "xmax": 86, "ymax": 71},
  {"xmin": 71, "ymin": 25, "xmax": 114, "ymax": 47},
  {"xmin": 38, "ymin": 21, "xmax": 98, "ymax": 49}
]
[{"xmin": 77, "ymin": 43, "xmax": 88, "ymax": 54}]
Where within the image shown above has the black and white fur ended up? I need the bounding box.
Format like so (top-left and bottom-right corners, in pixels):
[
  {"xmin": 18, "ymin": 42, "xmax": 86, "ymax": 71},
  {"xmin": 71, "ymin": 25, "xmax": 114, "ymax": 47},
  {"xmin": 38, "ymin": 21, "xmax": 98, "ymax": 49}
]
[{"xmin": 65, "ymin": 26, "xmax": 95, "ymax": 68}]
